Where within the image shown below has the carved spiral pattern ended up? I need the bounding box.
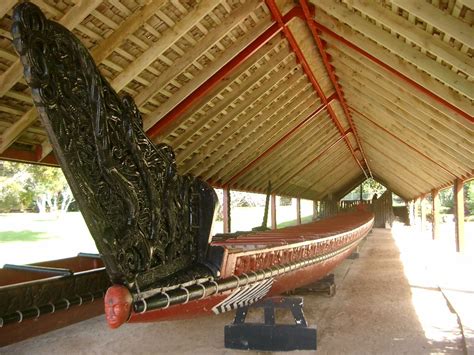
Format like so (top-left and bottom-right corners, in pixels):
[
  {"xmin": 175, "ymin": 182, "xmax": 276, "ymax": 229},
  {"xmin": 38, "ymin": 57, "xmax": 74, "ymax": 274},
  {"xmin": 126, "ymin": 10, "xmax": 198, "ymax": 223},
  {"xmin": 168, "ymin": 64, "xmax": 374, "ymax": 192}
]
[{"xmin": 11, "ymin": 3, "xmax": 217, "ymax": 291}]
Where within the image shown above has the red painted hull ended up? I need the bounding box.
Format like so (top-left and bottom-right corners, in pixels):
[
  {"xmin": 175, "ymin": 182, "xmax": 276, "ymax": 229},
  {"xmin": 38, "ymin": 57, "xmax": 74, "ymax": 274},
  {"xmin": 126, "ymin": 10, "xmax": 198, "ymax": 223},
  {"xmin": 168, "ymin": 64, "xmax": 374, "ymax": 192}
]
[{"xmin": 129, "ymin": 211, "xmax": 372, "ymax": 323}]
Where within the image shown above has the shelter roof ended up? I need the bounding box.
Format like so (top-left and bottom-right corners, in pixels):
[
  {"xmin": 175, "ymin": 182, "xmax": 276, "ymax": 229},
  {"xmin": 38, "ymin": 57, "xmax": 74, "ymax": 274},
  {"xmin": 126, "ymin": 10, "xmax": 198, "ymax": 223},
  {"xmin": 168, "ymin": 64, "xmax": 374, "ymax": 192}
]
[{"xmin": 0, "ymin": 0, "xmax": 472, "ymax": 200}]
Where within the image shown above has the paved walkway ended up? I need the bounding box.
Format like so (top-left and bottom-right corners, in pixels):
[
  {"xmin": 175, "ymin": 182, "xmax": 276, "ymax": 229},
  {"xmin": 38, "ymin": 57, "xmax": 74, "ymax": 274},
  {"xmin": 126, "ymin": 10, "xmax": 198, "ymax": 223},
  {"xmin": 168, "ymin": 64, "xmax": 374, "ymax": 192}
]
[{"xmin": 2, "ymin": 226, "xmax": 470, "ymax": 354}]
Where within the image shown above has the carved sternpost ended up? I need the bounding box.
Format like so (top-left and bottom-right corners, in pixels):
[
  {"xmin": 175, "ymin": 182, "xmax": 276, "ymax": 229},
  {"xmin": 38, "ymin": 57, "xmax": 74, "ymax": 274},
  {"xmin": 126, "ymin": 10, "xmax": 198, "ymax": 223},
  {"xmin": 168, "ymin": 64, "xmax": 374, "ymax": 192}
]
[{"xmin": 11, "ymin": 3, "xmax": 217, "ymax": 292}]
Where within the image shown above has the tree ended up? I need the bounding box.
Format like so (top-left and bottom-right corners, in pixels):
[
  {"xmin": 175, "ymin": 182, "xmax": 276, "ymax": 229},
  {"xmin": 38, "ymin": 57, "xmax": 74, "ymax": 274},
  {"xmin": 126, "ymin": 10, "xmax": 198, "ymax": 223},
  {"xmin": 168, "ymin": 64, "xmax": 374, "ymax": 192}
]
[{"xmin": 0, "ymin": 161, "xmax": 74, "ymax": 213}]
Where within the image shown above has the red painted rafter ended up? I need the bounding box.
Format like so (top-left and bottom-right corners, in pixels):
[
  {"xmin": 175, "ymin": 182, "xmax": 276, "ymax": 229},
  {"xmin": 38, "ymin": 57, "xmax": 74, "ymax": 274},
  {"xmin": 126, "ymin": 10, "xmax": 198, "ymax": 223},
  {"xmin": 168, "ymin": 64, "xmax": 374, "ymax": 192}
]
[
  {"xmin": 146, "ymin": 7, "xmax": 304, "ymax": 140},
  {"xmin": 350, "ymin": 107, "xmax": 460, "ymax": 179},
  {"xmin": 224, "ymin": 93, "xmax": 337, "ymax": 186},
  {"xmin": 300, "ymin": 0, "xmax": 372, "ymax": 179},
  {"xmin": 265, "ymin": 0, "xmax": 369, "ymax": 178}
]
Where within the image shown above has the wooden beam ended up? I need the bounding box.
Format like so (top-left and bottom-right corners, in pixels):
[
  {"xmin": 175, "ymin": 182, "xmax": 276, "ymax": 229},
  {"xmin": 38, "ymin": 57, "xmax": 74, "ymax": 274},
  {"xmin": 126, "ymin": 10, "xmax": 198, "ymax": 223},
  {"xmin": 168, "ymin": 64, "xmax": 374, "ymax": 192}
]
[
  {"xmin": 133, "ymin": 0, "xmax": 263, "ymax": 107},
  {"xmin": 333, "ymin": 58, "xmax": 473, "ymax": 147},
  {"xmin": 177, "ymin": 65, "xmax": 302, "ymax": 166},
  {"xmin": 454, "ymin": 179, "xmax": 465, "ymax": 253},
  {"xmin": 0, "ymin": 0, "xmax": 103, "ymax": 98},
  {"xmin": 344, "ymin": 0, "xmax": 473, "ymax": 77},
  {"xmin": 325, "ymin": 43, "xmax": 472, "ymax": 130},
  {"xmin": 431, "ymin": 188, "xmax": 440, "ymax": 240},
  {"xmin": 300, "ymin": 0, "xmax": 373, "ymax": 179},
  {"xmin": 223, "ymin": 187, "xmax": 231, "ymax": 233},
  {"xmin": 217, "ymin": 94, "xmax": 319, "ymax": 184},
  {"xmin": 391, "ymin": 0, "xmax": 474, "ymax": 48},
  {"xmin": 110, "ymin": 0, "xmax": 221, "ymax": 91},
  {"xmin": 0, "ymin": 0, "xmax": 15, "ymax": 18},
  {"xmin": 194, "ymin": 80, "xmax": 313, "ymax": 178},
  {"xmin": 266, "ymin": 0, "xmax": 368, "ymax": 178},
  {"xmin": 166, "ymin": 39, "xmax": 290, "ymax": 147},
  {"xmin": 313, "ymin": 9, "xmax": 473, "ymax": 121},
  {"xmin": 271, "ymin": 193, "xmax": 277, "ymax": 229},
  {"xmin": 0, "ymin": 108, "xmax": 37, "ymax": 153},
  {"xmin": 91, "ymin": 0, "xmax": 168, "ymax": 64},
  {"xmin": 316, "ymin": 1, "xmax": 473, "ymax": 100},
  {"xmin": 145, "ymin": 16, "xmax": 277, "ymax": 135}
]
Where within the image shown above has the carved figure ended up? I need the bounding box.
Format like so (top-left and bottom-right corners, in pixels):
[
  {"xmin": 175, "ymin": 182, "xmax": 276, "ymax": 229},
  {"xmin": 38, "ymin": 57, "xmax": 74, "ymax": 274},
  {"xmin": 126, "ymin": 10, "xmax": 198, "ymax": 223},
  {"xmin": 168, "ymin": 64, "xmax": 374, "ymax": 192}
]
[
  {"xmin": 104, "ymin": 285, "xmax": 133, "ymax": 329},
  {"xmin": 11, "ymin": 2, "xmax": 218, "ymax": 293}
]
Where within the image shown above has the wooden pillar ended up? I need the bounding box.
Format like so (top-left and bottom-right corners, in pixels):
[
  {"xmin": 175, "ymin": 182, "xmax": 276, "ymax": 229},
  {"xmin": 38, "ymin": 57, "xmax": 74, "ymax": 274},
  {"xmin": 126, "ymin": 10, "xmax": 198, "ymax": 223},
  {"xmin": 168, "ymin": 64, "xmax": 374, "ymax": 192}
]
[
  {"xmin": 420, "ymin": 197, "xmax": 426, "ymax": 232},
  {"xmin": 359, "ymin": 184, "xmax": 363, "ymax": 201},
  {"xmin": 454, "ymin": 179, "xmax": 465, "ymax": 253},
  {"xmin": 271, "ymin": 193, "xmax": 277, "ymax": 230},
  {"xmin": 431, "ymin": 189, "xmax": 440, "ymax": 240},
  {"xmin": 223, "ymin": 187, "xmax": 231, "ymax": 233},
  {"xmin": 296, "ymin": 198, "xmax": 301, "ymax": 225},
  {"xmin": 312, "ymin": 200, "xmax": 317, "ymax": 220}
]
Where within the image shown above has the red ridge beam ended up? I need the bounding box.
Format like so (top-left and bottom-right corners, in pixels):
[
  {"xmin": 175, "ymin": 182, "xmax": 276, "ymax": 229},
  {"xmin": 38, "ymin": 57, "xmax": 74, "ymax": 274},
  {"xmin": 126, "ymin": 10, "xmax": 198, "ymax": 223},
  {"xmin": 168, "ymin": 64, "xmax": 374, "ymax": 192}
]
[
  {"xmin": 265, "ymin": 0, "xmax": 368, "ymax": 178},
  {"xmin": 300, "ymin": 0, "xmax": 372, "ymax": 178},
  {"xmin": 147, "ymin": 7, "xmax": 304, "ymax": 139},
  {"xmin": 225, "ymin": 93, "xmax": 336, "ymax": 186}
]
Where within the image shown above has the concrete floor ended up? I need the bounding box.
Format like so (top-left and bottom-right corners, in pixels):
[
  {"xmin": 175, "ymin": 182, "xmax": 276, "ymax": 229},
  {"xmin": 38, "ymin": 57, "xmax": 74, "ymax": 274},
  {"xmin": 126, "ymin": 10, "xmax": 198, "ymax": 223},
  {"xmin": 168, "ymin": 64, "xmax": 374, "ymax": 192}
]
[{"xmin": 3, "ymin": 225, "xmax": 471, "ymax": 354}]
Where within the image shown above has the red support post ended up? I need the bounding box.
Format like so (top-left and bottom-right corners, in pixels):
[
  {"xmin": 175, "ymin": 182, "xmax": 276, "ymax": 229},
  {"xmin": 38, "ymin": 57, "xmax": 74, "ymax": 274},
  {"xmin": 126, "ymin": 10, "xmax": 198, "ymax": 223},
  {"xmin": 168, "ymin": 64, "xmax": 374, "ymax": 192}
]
[
  {"xmin": 223, "ymin": 187, "xmax": 231, "ymax": 233},
  {"xmin": 299, "ymin": 0, "xmax": 372, "ymax": 179},
  {"xmin": 225, "ymin": 94, "xmax": 336, "ymax": 186},
  {"xmin": 264, "ymin": 0, "xmax": 368, "ymax": 178},
  {"xmin": 146, "ymin": 7, "xmax": 305, "ymax": 140}
]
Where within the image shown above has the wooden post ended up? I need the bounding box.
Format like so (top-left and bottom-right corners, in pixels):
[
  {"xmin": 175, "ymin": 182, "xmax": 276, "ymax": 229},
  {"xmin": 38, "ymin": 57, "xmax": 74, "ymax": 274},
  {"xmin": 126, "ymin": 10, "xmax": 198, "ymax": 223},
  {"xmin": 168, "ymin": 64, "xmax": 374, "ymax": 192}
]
[
  {"xmin": 359, "ymin": 184, "xmax": 363, "ymax": 201},
  {"xmin": 223, "ymin": 187, "xmax": 231, "ymax": 233},
  {"xmin": 312, "ymin": 200, "xmax": 317, "ymax": 220},
  {"xmin": 271, "ymin": 193, "xmax": 277, "ymax": 230},
  {"xmin": 431, "ymin": 189, "xmax": 440, "ymax": 240},
  {"xmin": 420, "ymin": 196, "xmax": 426, "ymax": 232},
  {"xmin": 296, "ymin": 198, "xmax": 301, "ymax": 225},
  {"xmin": 454, "ymin": 179, "xmax": 465, "ymax": 253}
]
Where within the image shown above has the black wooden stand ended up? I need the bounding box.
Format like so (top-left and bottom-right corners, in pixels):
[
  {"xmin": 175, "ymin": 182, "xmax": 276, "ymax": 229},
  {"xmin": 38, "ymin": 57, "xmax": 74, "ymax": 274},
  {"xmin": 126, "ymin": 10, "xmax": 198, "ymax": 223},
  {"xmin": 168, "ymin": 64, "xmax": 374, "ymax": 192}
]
[{"xmin": 224, "ymin": 297, "xmax": 317, "ymax": 351}]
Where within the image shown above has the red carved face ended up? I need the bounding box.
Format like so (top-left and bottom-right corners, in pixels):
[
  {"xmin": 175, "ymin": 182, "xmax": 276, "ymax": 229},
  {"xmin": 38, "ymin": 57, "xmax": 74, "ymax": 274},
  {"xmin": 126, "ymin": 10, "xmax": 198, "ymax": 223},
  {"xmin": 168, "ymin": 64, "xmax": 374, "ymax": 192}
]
[{"xmin": 104, "ymin": 285, "xmax": 132, "ymax": 329}]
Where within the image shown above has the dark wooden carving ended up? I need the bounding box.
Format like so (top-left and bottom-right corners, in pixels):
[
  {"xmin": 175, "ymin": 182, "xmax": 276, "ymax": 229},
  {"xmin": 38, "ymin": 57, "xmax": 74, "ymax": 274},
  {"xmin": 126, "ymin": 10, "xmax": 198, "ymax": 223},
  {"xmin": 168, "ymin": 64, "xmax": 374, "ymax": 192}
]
[{"xmin": 11, "ymin": 3, "xmax": 218, "ymax": 292}]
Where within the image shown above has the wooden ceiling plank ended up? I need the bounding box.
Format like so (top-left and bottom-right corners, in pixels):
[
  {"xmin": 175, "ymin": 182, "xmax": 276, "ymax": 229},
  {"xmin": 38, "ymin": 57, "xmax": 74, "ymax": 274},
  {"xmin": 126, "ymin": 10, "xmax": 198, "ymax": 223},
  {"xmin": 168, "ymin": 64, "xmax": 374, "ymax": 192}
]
[
  {"xmin": 367, "ymin": 133, "xmax": 450, "ymax": 188},
  {"xmin": 183, "ymin": 78, "xmax": 312, "ymax": 176},
  {"xmin": 338, "ymin": 76, "xmax": 474, "ymax": 158},
  {"xmin": 144, "ymin": 17, "xmax": 274, "ymax": 132},
  {"xmin": 217, "ymin": 95, "xmax": 323, "ymax": 184},
  {"xmin": 134, "ymin": 1, "xmax": 262, "ymax": 109},
  {"xmin": 218, "ymin": 94, "xmax": 324, "ymax": 186},
  {"xmin": 391, "ymin": 0, "xmax": 474, "ymax": 48},
  {"xmin": 0, "ymin": 0, "xmax": 16, "ymax": 18},
  {"xmin": 169, "ymin": 46, "xmax": 293, "ymax": 148},
  {"xmin": 110, "ymin": 0, "xmax": 221, "ymax": 91},
  {"xmin": 166, "ymin": 38, "xmax": 288, "ymax": 147},
  {"xmin": 316, "ymin": 1, "xmax": 473, "ymax": 99},
  {"xmin": 0, "ymin": 108, "xmax": 37, "ymax": 153},
  {"xmin": 344, "ymin": 0, "xmax": 473, "ymax": 77},
  {"xmin": 346, "ymin": 83, "xmax": 473, "ymax": 165},
  {"xmin": 248, "ymin": 128, "xmax": 341, "ymax": 191},
  {"xmin": 200, "ymin": 87, "xmax": 319, "ymax": 180},
  {"xmin": 349, "ymin": 99, "xmax": 472, "ymax": 176},
  {"xmin": 352, "ymin": 109, "xmax": 461, "ymax": 179},
  {"xmin": 326, "ymin": 42, "xmax": 472, "ymax": 130},
  {"xmin": 194, "ymin": 81, "xmax": 314, "ymax": 173},
  {"xmin": 287, "ymin": 148, "xmax": 355, "ymax": 198},
  {"xmin": 0, "ymin": 0, "xmax": 103, "ymax": 98},
  {"xmin": 177, "ymin": 66, "xmax": 303, "ymax": 166},
  {"xmin": 330, "ymin": 52, "xmax": 474, "ymax": 142},
  {"xmin": 314, "ymin": 9, "xmax": 473, "ymax": 118}
]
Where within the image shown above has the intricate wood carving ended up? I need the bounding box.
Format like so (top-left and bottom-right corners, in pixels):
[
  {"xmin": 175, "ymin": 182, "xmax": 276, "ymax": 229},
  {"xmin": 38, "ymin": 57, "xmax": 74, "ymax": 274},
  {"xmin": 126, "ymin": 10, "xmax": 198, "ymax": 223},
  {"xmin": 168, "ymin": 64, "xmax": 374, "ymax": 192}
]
[{"xmin": 11, "ymin": 3, "xmax": 218, "ymax": 292}]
